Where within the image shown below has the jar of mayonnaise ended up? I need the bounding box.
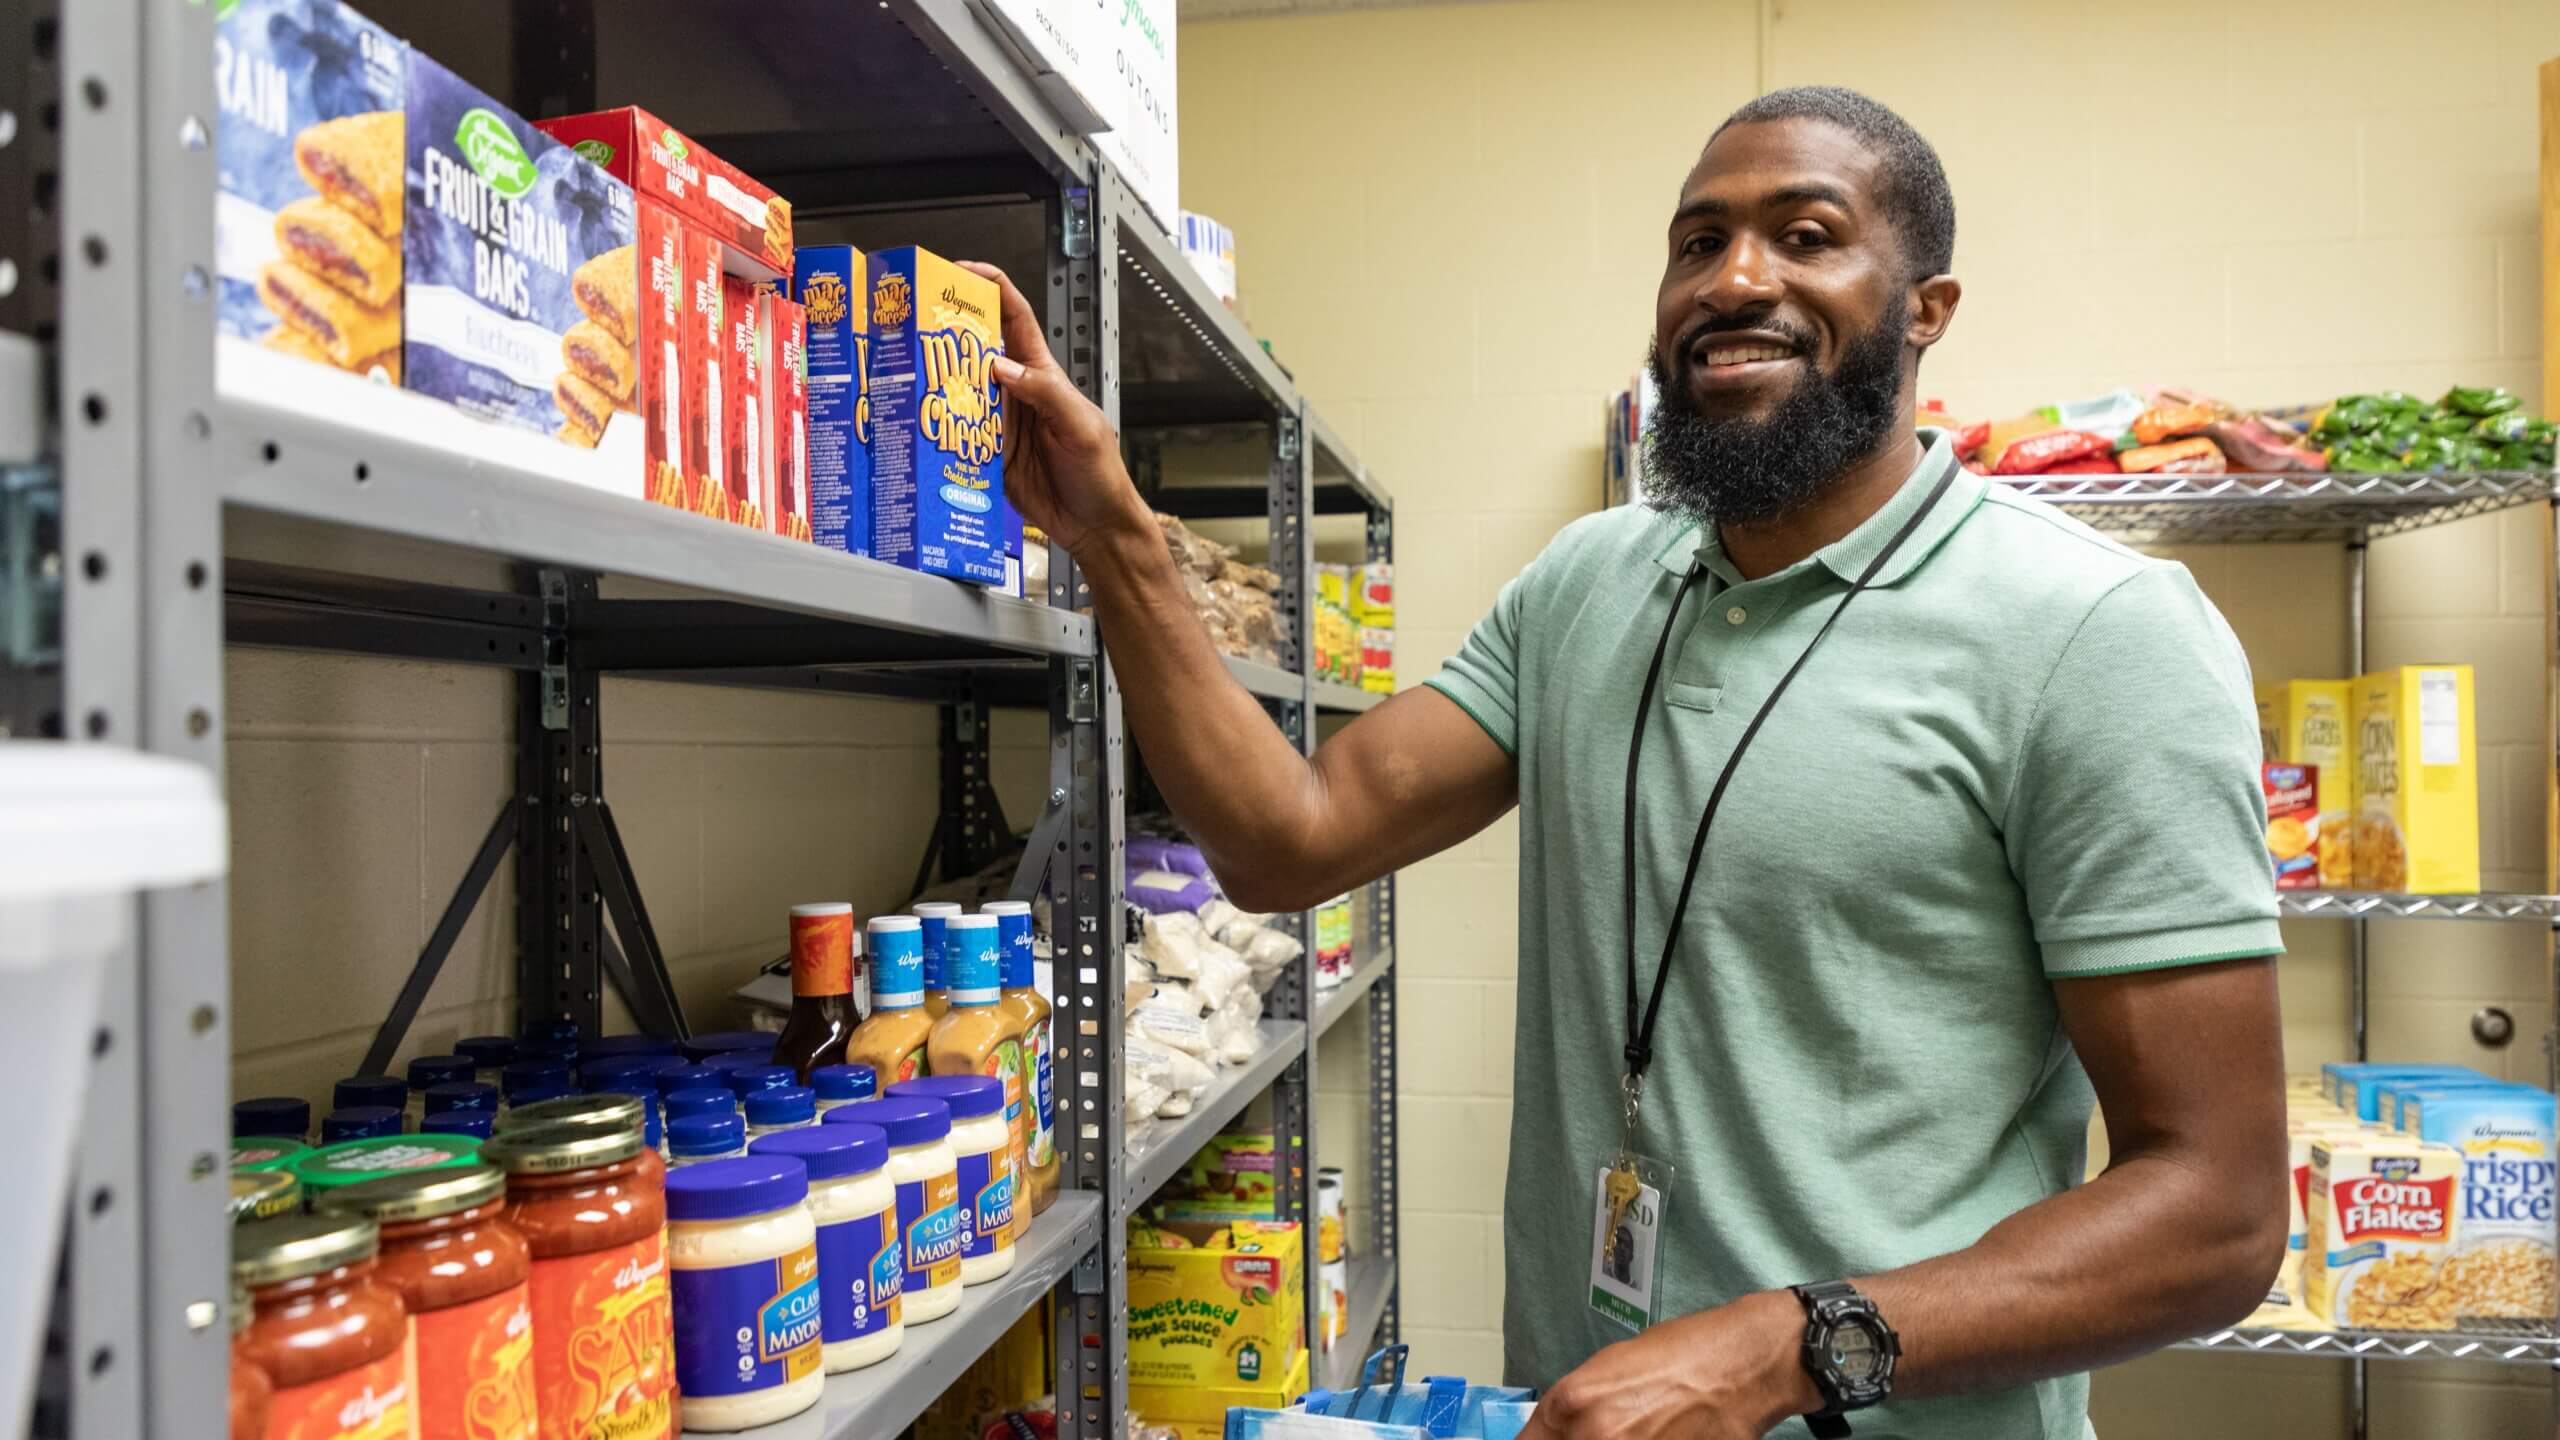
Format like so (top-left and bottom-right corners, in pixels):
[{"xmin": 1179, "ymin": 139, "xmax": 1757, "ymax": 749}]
[
  {"xmin": 751, "ymin": 1123, "xmax": 903, "ymax": 1372},
  {"xmin": 811, "ymin": 1063, "xmax": 877, "ymax": 1114},
  {"xmin": 668, "ymin": 1111, "xmax": 746, "ymax": 1167},
  {"xmin": 745, "ymin": 1085, "xmax": 817, "ymax": 1138},
  {"xmin": 887, "ymin": 1076, "xmax": 1015, "ymax": 1284},
  {"xmin": 665, "ymin": 1155, "xmax": 825, "ymax": 1431},
  {"xmin": 825, "ymin": 1096, "xmax": 961, "ymax": 1323}
]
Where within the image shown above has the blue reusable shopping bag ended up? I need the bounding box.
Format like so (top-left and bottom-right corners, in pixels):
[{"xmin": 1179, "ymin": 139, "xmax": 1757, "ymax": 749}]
[{"xmin": 1224, "ymin": 1346, "xmax": 1535, "ymax": 1440}]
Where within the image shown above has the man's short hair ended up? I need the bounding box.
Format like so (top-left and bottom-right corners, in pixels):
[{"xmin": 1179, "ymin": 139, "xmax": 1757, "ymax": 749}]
[{"xmin": 1711, "ymin": 86, "xmax": 1955, "ymax": 282}]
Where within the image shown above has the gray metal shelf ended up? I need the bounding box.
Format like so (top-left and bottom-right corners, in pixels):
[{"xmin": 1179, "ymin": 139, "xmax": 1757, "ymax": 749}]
[
  {"xmin": 1115, "ymin": 188, "xmax": 1299, "ymax": 429},
  {"xmin": 1316, "ymin": 948, "xmax": 1393, "ymax": 1041},
  {"xmin": 1321, "ymin": 1257, "xmax": 1401, "ymax": 1389},
  {"xmin": 1307, "ymin": 406, "xmax": 1392, "ymax": 514},
  {"xmin": 1314, "ymin": 679, "xmax": 1384, "ymax": 713},
  {"xmin": 2276, "ymin": 890, "xmax": 2560, "ymax": 922},
  {"xmin": 690, "ymin": 1192, "xmax": 1105, "ymax": 1440},
  {"xmin": 1118, "ymin": 1020, "xmax": 1308, "ymax": 1213},
  {"xmin": 2001, "ymin": 470, "xmax": 2554, "ymax": 544},
  {"xmin": 1225, "ymin": 654, "xmax": 1306, "ymax": 703},
  {"xmin": 2174, "ymin": 1319, "xmax": 2559, "ymax": 1366}
]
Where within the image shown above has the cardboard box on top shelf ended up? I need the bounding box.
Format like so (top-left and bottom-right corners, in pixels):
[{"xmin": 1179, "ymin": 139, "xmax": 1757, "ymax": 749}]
[
  {"xmin": 794, "ymin": 245, "xmax": 873, "ymax": 557},
  {"xmin": 2258, "ymin": 679, "xmax": 2354, "ymax": 887},
  {"xmin": 679, "ymin": 224, "xmax": 731, "ymax": 524},
  {"xmin": 867, "ymin": 247, "xmax": 1011, "ymax": 586},
  {"xmin": 720, "ymin": 272, "xmax": 764, "ymax": 529},
  {"xmin": 763, "ymin": 291, "xmax": 812, "ymax": 542},
  {"xmin": 215, "ymin": 0, "xmax": 405, "ymax": 379},
  {"xmin": 402, "ymin": 52, "xmax": 637, "ymax": 457},
  {"xmin": 537, "ymin": 107, "xmax": 792, "ymax": 280},
  {"xmin": 1126, "ymin": 1220, "xmax": 1304, "ymax": 1386},
  {"xmin": 1132, "ymin": 1348, "xmax": 1310, "ymax": 1440},
  {"xmin": 2351, "ymin": 665, "xmax": 2479, "ymax": 893}
]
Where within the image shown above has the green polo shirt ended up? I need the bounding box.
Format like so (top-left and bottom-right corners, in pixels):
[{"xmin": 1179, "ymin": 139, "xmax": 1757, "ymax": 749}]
[{"xmin": 1426, "ymin": 431, "xmax": 2280, "ymax": 1439}]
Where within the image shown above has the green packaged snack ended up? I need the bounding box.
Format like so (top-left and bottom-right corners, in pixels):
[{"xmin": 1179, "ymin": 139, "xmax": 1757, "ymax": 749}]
[
  {"xmin": 2329, "ymin": 443, "xmax": 2403, "ymax": 474},
  {"xmin": 2439, "ymin": 385, "xmax": 2521, "ymax": 418},
  {"xmin": 288, "ymin": 1132, "xmax": 482, "ymax": 1194},
  {"xmin": 2471, "ymin": 412, "xmax": 2533, "ymax": 445},
  {"xmin": 2424, "ymin": 412, "xmax": 2477, "ymax": 438},
  {"xmin": 230, "ymin": 1137, "xmax": 311, "ymax": 1172}
]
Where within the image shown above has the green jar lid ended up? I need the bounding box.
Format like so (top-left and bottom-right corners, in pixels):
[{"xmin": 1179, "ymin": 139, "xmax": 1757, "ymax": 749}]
[
  {"xmin": 230, "ymin": 1137, "xmax": 311, "ymax": 1172},
  {"xmin": 229, "ymin": 1169, "xmax": 300, "ymax": 1224},
  {"xmin": 289, "ymin": 1133, "xmax": 483, "ymax": 1192}
]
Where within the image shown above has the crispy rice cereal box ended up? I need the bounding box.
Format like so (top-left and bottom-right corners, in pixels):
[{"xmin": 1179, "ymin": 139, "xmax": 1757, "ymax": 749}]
[
  {"xmin": 2352, "ymin": 665, "xmax": 2479, "ymax": 893},
  {"xmin": 867, "ymin": 248, "xmax": 1009, "ymax": 585},
  {"xmin": 2258, "ymin": 680, "xmax": 2353, "ymax": 886},
  {"xmin": 2303, "ymin": 1134, "xmax": 2462, "ymax": 1330},
  {"xmin": 215, "ymin": 0, "xmax": 404, "ymax": 378},
  {"xmin": 794, "ymin": 246, "xmax": 873, "ymax": 557},
  {"xmin": 2407, "ymin": 1087, "xmax": 2557, "ymax": 1321}
]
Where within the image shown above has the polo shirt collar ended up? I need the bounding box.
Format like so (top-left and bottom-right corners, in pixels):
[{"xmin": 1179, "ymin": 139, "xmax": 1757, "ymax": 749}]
[{"xmin": 1650, "ymin": 429, "xmax": 1986, "ymax": 588}]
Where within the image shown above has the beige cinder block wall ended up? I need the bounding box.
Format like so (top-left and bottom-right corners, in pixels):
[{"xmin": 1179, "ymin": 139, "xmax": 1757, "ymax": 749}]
[{"xmin": 1182, "ymin": 0, "xmax": 2559, "ymax": 1431}]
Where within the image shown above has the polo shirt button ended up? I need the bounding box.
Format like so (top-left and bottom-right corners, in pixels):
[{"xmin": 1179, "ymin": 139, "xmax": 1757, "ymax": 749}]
[{"xmin": 1725, "ymin": 606, "xmax": 1747, "ymax": 626}]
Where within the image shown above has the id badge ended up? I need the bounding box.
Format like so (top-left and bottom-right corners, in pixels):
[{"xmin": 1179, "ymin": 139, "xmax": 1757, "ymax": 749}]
[{"xmin": 1588, "ymin": 1158, "xmax": 1671, "ymax": 1332}]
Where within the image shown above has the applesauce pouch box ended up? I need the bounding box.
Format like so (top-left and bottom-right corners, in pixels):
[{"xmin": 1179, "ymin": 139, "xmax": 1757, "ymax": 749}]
[
  {"xmin": 402, "ymin": 52, "xmax": 635, "ymax": 447},
  {"xmin": 214, "ymin": 0, "xmax": 405, "ymax": 377},
  {"xmin": 2352, "ymin": 665, "xmax": 2479, "ymax": 893},
  {"xmin": 679, "ymin": 224, "xmax": 731, "ymax": 522},
  {"xmin": 794, "ymin": 245, "xmax": 873, "ymax": 556},
  {"xmin": 866, "ymin": 247, "xmax": 1008, "ymax": 584},
  {"xmin": 2259, "ymin": 679, "xmax": 2353, "ymax": 886},
  {"xmin": 720, "ymin": 273, "xmax": 764, "ymax": 529},
  {"xmin": 762, "ymin": 292, "xmax": 813, "ymax": 542},
  {"xmin": 1126, "ymin": 1220, "xmax": 1304, "ymax": 1385}
]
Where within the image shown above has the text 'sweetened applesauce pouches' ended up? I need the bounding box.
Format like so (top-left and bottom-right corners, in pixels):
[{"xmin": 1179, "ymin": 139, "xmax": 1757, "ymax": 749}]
[
  {"xmin": 214, "ymin": 0, "xmax": 405, "ymax": 379},
  {"xmin": 866, "ymin": 248, "xmax": 1011, "ymax": 584},
  {"xmin": 402, "ymin": 52, "xmax": 637, "ymax": 454}
]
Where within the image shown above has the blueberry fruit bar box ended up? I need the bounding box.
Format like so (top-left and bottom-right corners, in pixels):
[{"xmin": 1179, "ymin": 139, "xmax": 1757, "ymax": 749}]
[
  {"xmin": 215, "ymin": 0, "xmax": 404, "ymax": 380},
  {"xmin": 403, "ymin": 52, "xmax": 634, "ymax": 448},
  {"xmin": 866, "ymin": 247, "xmax": 1008, "ymax": 584}
]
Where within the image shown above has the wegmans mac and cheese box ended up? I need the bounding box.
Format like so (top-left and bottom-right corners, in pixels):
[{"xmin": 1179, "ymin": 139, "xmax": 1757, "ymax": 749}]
[
  {"xmin": 2407, "ymin": 1086, "xmax": 2557, "ymax": 1321},
  {"xmin": 2352, "ymin": 665, "xmax": 2479, "ymax": 893},
  {"xmin": 2258, "ymin": 679, "xmax": 2353, "ymax": 886},
  {"xmin": 867, "ymin": 248, "xmax": 1011, "ymax": 585},
  {"xmin": 2303, "ymin": 1134, "xmax": 2461, "ymax": 1330},
  {"xmin": 793, "ymin": 246, "xmax": 873, "ymax": 556}
]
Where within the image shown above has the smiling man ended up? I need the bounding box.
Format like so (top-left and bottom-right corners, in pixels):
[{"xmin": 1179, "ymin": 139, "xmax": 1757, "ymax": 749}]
[{"xmin": 970, "ymin": 85, "xmax": 2288, "ymax": 1439}]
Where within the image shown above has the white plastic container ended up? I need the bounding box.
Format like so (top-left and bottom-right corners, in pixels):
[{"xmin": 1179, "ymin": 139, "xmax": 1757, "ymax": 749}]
[
  {"xmin": 752, "ymin": 1123, "xmax": 905, "ymax": 1373},
  {"xmin": 0, "ymin": 747, "xmax": 226, "ymax": 1430},
  {"xmin": 825, "ymin": 1095, "xmax": 962, "ymax": 1324},
  {"xmin": 664, "ymin": 1155, "xmax": 825, "ymax": 1431}
]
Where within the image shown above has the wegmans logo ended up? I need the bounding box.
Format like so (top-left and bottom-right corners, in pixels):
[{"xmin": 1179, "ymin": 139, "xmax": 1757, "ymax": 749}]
[{"xmin": 456, "ymin": 108, "xmax": 536, "ymax": 199}]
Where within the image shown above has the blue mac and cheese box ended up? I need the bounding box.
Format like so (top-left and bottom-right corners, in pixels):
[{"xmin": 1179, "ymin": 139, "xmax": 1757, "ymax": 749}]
[
  {"xmin": 794, "ymin": 245, "xmax": 874, "ymax": 557},
  {"xmin": 214, "ymin": 0, "xmax": 405, "ymax": 377},
  {"xmin": 402, "ymin": 51, "xmax": 636, "ymax": 448},
  {"xmin": 866, "ymin": 247, "xmax": 1010, "ymax": 585}
]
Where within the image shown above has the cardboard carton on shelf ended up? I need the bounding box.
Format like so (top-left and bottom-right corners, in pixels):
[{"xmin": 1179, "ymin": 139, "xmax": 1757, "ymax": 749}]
[{"xmin": 1127, "ymin": 1219, "xmax": 1304, "ymax": 1386}]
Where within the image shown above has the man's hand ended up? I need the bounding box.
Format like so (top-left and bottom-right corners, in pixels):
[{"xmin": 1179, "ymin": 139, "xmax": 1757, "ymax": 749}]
[
  {"xmin": 1521, "ymin": 1292, "xmax": 1819, "ymax": 1440},
  {"xmin": 955, "ymin": 260, "xmax": 1150, "ymax": 556}
]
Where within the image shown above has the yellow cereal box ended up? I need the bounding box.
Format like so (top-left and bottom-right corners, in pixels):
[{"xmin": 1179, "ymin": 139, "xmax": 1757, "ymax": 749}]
[
  {"xmin": 1131, "ymin": 1347, "xmax": 1309, "ymax": 1440},
  {"xmin": 2303, "ymin": 1134, "xmax": 2461, "ymax": 1330},
  {"xmin": 2258, "ymin": 679, "xmax": 2353, "ymax": 886},
  {"xmin": 1127, "ymin": 1220, "xmax": 1304, "ymax": 1386},
  {"xmin": 2351, "ymin": 666, "xmax": 2479, "ymax": 893}
]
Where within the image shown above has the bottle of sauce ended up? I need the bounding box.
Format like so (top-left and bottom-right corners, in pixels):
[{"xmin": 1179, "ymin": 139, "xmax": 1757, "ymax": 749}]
[
  {"xmin": 983, "ymin": 900, "xmax": 1056, "ymax": 1219},
  {"xmin": 911, "ymin": 902, "xmax": 962, "ymax": 1019},
  {"xmin": 846, "ymin": 916, "xmax": 934, "ymax": 1086},
  {"xmin": 774, "ymin": 902, "xmax": 860, "ymax": 1081},
  {"xmin": 926, "ymin": 914, "xmax": 1029, "ymax": 1241},
  {"xmin": 315, "ymin": 1166, "xmax": 538, "ymax": 1440},
  {"xmin": 479, "ymin": 1122, "xmax": 673, "ymax": 1440},
  {"xmin": 231, "ymin": 1213, "xmax": 413, "ymax": 1440}
]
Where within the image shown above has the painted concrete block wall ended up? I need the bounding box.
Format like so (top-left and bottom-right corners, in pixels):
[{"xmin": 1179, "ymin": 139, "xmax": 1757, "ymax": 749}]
[{"xmin": 1183, "ymin": 0, "xmax": 2560, "ymax": 1426}]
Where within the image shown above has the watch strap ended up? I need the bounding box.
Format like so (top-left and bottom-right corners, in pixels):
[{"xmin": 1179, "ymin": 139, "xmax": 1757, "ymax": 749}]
[{"xmin": 1802, "ymin": 1414, "xmax": 1852, "ymax": 1440}]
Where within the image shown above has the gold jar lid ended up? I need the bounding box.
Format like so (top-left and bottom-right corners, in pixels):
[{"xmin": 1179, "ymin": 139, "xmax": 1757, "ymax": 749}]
[
  {"xmin": 313, "ymin": 1163, "xmax": 506, "ymax": 1223},
  {"xmin": 228, "ymin": 1169, "xmax": 300, "ymax": 1225},
  {"xmin": 479, "ymin": 1121, "xmax": 643, "ymax": 1174},
  {"xmin": 496, "ymin": 1093, "xmax": 645, "ymax": 1136},
  {"xmin": 232, "ymin": 1213, "xmax": 377, "ymax": 1288}
]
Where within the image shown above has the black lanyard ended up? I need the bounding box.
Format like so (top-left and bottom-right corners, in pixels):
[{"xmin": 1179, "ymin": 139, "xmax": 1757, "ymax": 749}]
[{"xmin": 1619, "ymin": 452, "xmax": 1962, "ymax": 1095}]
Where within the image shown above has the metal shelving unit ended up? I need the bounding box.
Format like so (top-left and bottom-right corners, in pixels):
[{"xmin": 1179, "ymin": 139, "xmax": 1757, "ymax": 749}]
[
  {"xmin": 2008, "ymin": 471, "xmax": 2560, "ymax": 1437},
  {"xmin": 16, "ymin": 2, "xmax": 1398, "ymax": 1437},
  {"xmin": 1322, "ymin": 1256, "xmax": 1399, "ymax": 1389},
  {"xmin": 1316, "ymin": 948, "xmax": 1395, "ymax": 1040}
]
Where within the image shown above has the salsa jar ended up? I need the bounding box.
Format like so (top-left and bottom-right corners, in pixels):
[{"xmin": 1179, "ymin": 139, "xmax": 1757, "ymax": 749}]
[
  {"xmin": 480, "ymin": 1121, "xmax": 673, "ymax": 1440},
  {"xmin": 232, "ymin": 1212, "xmax": 413, "ymax": 1440},
  {"xmin": 316, "ymin": 1165, "xmax": 538, "ymax": 1440},
  {"xmin": 228, "ymin": 1280, "xmax": 270, "ymax": 1440}
]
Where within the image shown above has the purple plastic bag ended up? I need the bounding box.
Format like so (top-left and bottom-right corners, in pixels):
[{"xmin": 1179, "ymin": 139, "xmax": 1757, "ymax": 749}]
[{"xmin": 1126, "ymin": 835, "xmax": 1211, "ymax": 877}]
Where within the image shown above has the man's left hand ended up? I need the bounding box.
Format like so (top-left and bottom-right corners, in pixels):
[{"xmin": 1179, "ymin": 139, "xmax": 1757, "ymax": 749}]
[{"xmin": 1517, "ymin": 1292, "xmax": 1823, "ymax": 1440}]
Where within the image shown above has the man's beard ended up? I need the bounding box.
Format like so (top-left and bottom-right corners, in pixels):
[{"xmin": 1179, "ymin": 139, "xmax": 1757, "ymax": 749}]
[{"xmin": 1641, "ymin": 299, "xmax": 1909, "ymax": 526}]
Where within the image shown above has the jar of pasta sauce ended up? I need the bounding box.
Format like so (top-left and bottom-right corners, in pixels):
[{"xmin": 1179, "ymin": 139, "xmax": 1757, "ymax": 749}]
[
  {"xmin": 480, "ymin": 1122, "xmax": 673, "ymax": 1440},
  {"xmin": 316, "ymin": 1165, "xmax": 539, "ymax": 1440},
  {"xmin": 232, "ymin": 1213, "xmax": 413, "ymax": 1440},
  {"xmin": 228, "ymin": 1280, "xmax": 269, "ymax": 1440}
]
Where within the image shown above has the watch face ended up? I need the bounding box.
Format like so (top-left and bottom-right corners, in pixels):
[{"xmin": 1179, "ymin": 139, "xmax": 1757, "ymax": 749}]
[{"xmin": 1829, "ymin": 1324, "xmax": 1884, "ymax": 1383}]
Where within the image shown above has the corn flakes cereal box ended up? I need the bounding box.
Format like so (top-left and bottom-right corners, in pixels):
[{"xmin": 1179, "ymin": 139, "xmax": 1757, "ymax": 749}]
[
  {"xmin": 1127, "ymin": 1220, "xmax": 1303, "ymax": 1386},
  {"xmin": 867, "ymin": 248, "xmax": 1009, "ymax": 585},
  {"xmin": 793, "ymin": 245, "xmax": 873, "ymax": 557},
  {"xmin": 2352, "ymin": 665, "xmax": 2479, "ymax": 893},
  {"xmin": 2304, "ymin": 1134, "xmax": 2462, "ymax": 1330},
  {"xmin": 720, "ymin": 273, "xmax": 764, "ymax": 529},
  {"xmin": 2409, "ymin": 1087, "xmax": 2557, "ymax": 1320},
  {"xmin": 402, "ymin": 52, "xmax": 635, "ymax": 447},
  {"xmin": 2284, "ymin": 1121, "xmax": 2371, "ymax": 1304},
  {"xmin": 2262, "ymin": 763, "xmax": 2321, "ymax": 890},
  {"xmin": 2258, "ymin": 680, "xmax": 2353, "ymax": 886},
  {"xmin": 762, "ymin": 292, "xmax": 812, "ymax": 543},
  {"xmin": 215, "ymin": 0, "xmax": 404, "ymax": 376}
]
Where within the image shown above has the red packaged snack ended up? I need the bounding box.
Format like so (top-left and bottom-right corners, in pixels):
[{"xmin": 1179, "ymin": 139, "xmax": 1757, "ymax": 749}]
[
  {"xmin": 764, "ymin": 292, "xmax": 813, "ymax": 542},
  {"xmin": 695, "ymin": 147, "xmax": 793, "ymax": 275},
  {"xmin": 2120, "ymin": 436, "xmax": 2226, "ymax": 475},
  {"xmin": 1990, "ymin": 429, "xmax": 2112, "ymax": 475},
  {"xmin": 2264, "ymin": 763, "xmax": 2320, "ymax": 890},
  {"xmin": 2132, "ymin": 401, "xmax": 2218, "ymax": 446},
  {"xmin": 1952, "ymin": 420, "xmax": 1989, "ymax": 458},
  {"xmin": 721, "ymin": 272, "xmax": 763, "ymax": 528},
  {"xmin": 634, "ymin": 201, "xmax": 690, "ymax": 512},
  {"xmin": 2040, "ymin": 455, "xmax": 2123, "ymax": 475},
  {"xmin": 681, "ymin": 226, "xmax": 730, "ymax": 523}
]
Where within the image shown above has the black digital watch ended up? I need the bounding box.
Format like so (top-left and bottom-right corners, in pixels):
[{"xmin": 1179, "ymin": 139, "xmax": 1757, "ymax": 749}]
[{"xmin": 1789, "ymin": 1280, "xmax": 1899, "ymax": 1438}]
